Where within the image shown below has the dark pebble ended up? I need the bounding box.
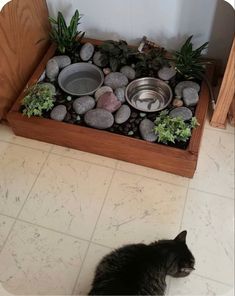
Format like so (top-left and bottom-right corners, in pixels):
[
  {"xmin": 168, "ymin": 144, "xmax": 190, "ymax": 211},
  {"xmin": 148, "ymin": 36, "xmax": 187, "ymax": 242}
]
[
  {"xmin": 131, "ymin": 112, "xmax": 138, "ymax": 118},
  {"xmin": 64, "ymin": 112, "xmax": 72, "ymax": 122}
]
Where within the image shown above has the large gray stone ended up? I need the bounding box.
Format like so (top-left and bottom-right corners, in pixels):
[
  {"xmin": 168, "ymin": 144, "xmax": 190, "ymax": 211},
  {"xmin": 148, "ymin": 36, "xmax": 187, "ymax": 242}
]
[
  {"xmin": 114, "ymin": 87, "xmax": 126, "ymax": 103},
  {"xmin": 73, "ymin": 96, "xmax": 95, "ymax": 115},
  {"xmin": 169, "ymin": 107, "xmax": 193, "ymax": 121},
  {"xmin": 158, "ymin": 66, "xmax": 176, "ymax": 81},
  {"xmin": 80, "ymin": 43, "xmax": 95, "ymax": 61},
  {"xmin": 46, "ymin": 59, "xmax": 59, "ymax": 81},
  {"xmin": 139, "ymin": 119, "xmax": 157, "ymax": 142},
  {"xmin": 84, "ymin": 109, "xmax": 114, "ymax": 129},
  {"xmin": 52, "ymin": 55, "xmax": 71, "ymax": 69},
  {"xmin": 95, "ymin": 86, "xmax": 113, "ymax": 102},
  {"xmin": 120, "ymin": 66, "xmax": 136, "ymax": 80},
  {"xmin": 175, "ymin": 81, "xmax": 200, "ymax": 98},
  {"xmin": 115, "ymin": 104, "xmax": 131, "ymax": 124},
  {"xmin": 97, "ymin": 92, "xmax": 121, "ymax": 113},
  {"xmin": 50, "ymin": 105, "xmax": 67, "ymax": 121},
  {"xmin": 183, "ymin": 87, "xmax": 199, "ymax": 107},
  {"xmin": 104, "ymin": 72, "xmax": 129, "ymax": 90},
  {"xmin": 93, "ymin": 51, "xmax": 107, "ymax": 67}
]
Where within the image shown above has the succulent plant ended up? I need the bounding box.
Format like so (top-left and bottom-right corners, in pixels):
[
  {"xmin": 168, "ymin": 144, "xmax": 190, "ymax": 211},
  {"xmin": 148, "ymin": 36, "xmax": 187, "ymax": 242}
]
[
  {"xmin": 153, "ymin": 110, "xmax": 199, "ymax": 144},
  {"xmin": 49, "ymin": 10, "xmax": 85, "ymax": 55},
  {"xmin": 22, "ymin": 84, "xmax": 55, "ymax": 117}
]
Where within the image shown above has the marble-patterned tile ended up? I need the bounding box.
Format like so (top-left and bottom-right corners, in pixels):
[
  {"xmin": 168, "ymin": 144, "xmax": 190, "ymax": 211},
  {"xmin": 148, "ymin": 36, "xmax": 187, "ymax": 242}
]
[
  {"xmin": 168, "ymin": 274, "xmax": 233, "ymax": 296},
  {"xmin": 0, "ymin": 142, "xmax": 48, "ymax": 217},
  {"xmin": 20, "ymin": 154, "xmax": 114, "ymax": 240},
  {"xmin": 117, "ymin": 161, "xmax": 189, "ymax": 187},
  {"xmin": 74, "ymin": 243, "xmax": 112, "ymax": 295},
  {"xmin": 0, "ymin": 215, "xmax": 15, "ymax": 252},
  {"xmin": 205, "ymin": 111, "xmax": 235, "ymax": 135},
  {"xmin": 190, "ymin": 129, "xmax": 234, "ymax": 198},
  {"xmin": 181, "ymin": 190, "xmax": 234, "ymax": 285},
  {"xmin": 93, "ymin": 170, "xmax": 188, "ymax": 248},
  {"xmin": 0, "ymin": 124, "xmax": 52, "ymax": 152},
  {"xmin": 52, "ymin": 145, "xmax": 117, "ymax": 169},
  {"xmin": 0, "ymin": 221, "xmax": 88, "ymax": 295}
]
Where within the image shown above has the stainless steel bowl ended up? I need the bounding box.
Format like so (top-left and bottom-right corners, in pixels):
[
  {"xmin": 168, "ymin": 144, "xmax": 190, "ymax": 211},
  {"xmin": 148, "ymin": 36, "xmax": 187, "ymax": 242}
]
[
  {"xmin": 58, "ymin": 63, "xmax": 104, "ymax": 96},
  {"xmin": 125, "ymin": 77, "xmax": 173, "ymax": 112}
]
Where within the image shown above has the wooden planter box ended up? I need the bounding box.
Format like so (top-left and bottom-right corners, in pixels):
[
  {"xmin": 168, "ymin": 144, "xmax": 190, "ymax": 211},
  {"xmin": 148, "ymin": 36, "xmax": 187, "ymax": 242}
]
[{"xmin": 7, "ymin": 38, "xmax": 213, "ymax": 178}]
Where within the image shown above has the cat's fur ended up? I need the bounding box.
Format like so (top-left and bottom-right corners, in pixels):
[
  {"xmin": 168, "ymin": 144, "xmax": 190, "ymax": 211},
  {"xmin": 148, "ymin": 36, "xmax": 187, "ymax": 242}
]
[{"xmin": 89, "ymin": 231, "xmax": 195, "ymax": 295}]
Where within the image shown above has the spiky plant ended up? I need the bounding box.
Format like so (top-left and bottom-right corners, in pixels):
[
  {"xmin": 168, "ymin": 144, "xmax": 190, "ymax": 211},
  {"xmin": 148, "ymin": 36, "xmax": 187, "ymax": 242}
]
[
  {"xmin": 173, "ymin": 36, "xmax": 209, "ymax": 80},
  {"xmin": 49, "ymin": 10, "xmax": 85, "ymax": 55}
]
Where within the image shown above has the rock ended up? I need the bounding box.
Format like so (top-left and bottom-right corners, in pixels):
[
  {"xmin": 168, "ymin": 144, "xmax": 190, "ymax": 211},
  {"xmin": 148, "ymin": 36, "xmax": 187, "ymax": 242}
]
[
  {"xmin": 172, "ymin": 98, "xmax": 184, "ymax": 108},
  {"xmin": 175, "ymin": 81, "xmax": 200, "ymax": 98},
  {"xmin": 104, "ymin": 72, "xmax": 129, "ymax": 90},
  {"xmin": 66, "ymin": 96, "xmax": 72, "ymax": 102},
  {"xmin": 73, "ymin": 96, "xmax": 95, "ymax": 115},
  {"xmin": 158, "ymin": 66, "xmax": 176, "ymax": 81},
  {"xmin": 52, "ymin": 55, "xmax": 71, "ymax": 69},
  {"xmin": 46, "ymin": 59, "xmax": 59, "ymax": 81},
  {"xmin": 115, "ymin": 104, "xmax": 131, "ymax": 124},
  {"xmin": 140, "ymin": 112, "xmax": 147, "ymax": 118},
  {"xmin": 93, "ymin": 51, "xmax": 107, "ymax": 67},
  {"xmin": 114, "ymin": 87, "xmax": 126, "ymax": 103},
  {"xmin": 120, "ymin": 66, "xmax": 136, "ymax": 80},
  {"xmin": 50, "ymin": 105, "xmax": 67, "ymax": 121},
  {"xmin": 39, "ymin": 83, "xmax": 56, "ymax": 95},
  {"xmin": 95, "ymin": 86, "xmax": 113, "ymax": 102},
  {"xmin": 139, "ymin": 119, "xmax": 157, "ymax": 142},
  {"xmin": 84, "ymin": 109, "xmax": 114, "ymax": 129},
  {"xmin": 80, "ymin": 43, "xmax": 95, "ymax": 61},
  {"xmin": 183, "ymin": 87, "xmax": 199, "ymax": 107},
  {"xmin": 128, "ymin": 131, "xmax": 134, "ymax": 136},
  {"xmin": 169, "ymin": 107, "xmax": 193, "ymax": 121},
  {"xmin": 103, "ymin": 68, "xmax": 111, "ymax": 75},
  {"xmin": 97, "ymin": 92, "xmax": 121, "ymax": 113}
]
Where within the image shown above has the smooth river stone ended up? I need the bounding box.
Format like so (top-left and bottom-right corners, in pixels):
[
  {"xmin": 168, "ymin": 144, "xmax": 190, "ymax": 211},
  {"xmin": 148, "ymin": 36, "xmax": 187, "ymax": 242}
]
[
  {"xmin": 46, "ymin": 59, "xmax": 59, "ymax": 81},
  {"xmin": 52, "ymin": 55, "xmax": 71, "ymax": 69},
  {"xmin": 139, "ymin": 119, "xmax": 158, "ymax": 142},
  {"xmin": 183, "ymin": 87, "xmax": 199, "ymax": 107},
  {"xmin": 120, "ymin": 66, "xmax": 136, "ymax": 80},
  {"xmin": 115, "ymin": 104, "xmax": 131, "ymax": 124},
  {"xmin": 93, "ymin": 51, "xmax": 107, "ymax": 67},
  {"xmin": 73, "ymin": 96, "xmax": 95, "ymax": 115},
  {"xmin": 172, "ymin": 98, "xmax": 184, "ymax": 108},
  {"xmin": 50, "ymin": 105, "xmax": 67, "ymax": 121},
  {"xmin": 80, "ymin": 43, "xmax": 95, "ymax": 61},
  {"xmin": 95, "ymin": 86, "xmax": 113, "ymax": 101},
  {"xmin": 169, "ymin": 107, "xmax": 193, "ymax": 121},
  {"xmin": 158, "ymin": 66, "xmax": 176, "ymax": 81},
  {"xmin": 84, "ymin": 109, "xmax": 114, "ymax": 129},
  {"xmin": 97, "ymin": 92, "xmax": 121, "ymax": 113},
  {"xmin": 104, "ymin": 72, "xmax": 129, "ymax": 90},
  {"xmin": 114, "ymin": 87, "xmax": 126, "ymax": 103},
  {"xmin": 175, "ymin": 81, "xmax": 200, "ymax": 98}
]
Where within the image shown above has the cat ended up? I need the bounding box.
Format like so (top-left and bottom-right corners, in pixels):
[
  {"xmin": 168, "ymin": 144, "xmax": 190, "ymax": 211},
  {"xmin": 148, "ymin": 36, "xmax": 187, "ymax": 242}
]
[{"xmin": 89, "ymin": 231, "xmax": 195, "ymax": 295}]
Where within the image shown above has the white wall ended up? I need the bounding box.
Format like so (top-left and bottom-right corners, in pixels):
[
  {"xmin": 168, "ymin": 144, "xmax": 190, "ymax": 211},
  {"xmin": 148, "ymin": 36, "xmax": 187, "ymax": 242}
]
[{"xmin": 46, "ymin": 0, "xmax": 234, "ymax": 70}]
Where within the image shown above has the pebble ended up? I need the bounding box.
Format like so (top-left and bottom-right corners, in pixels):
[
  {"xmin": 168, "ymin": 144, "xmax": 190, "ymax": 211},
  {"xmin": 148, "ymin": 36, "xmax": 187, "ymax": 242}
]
[
  {"xmin": 46, "ymin": 59, "xmax": 59, "ymax": 81},
  {"xmin": 103, "ymin": 68, "xmax": 111, "ymax": 75},
  {"xmin": 183, "ymin": 87, "xmax": 199, "ymax": 107},
  {"xmin": 169, "ymin": 107, "xmax": 193, "ymax": 121},
  {"xmin": 175, "ymin": 81, "xmax": 200, "ymax": 98},
  {"xmin": 128, "ymin": 131, "xmax": 134, "ymax": 136},
  {"xmin": 39, "ymin": 83, "xmax": 56, "ymax": 95},
  {"xmin": 80, "ymin": 43, "xmax": 95, "ymax": 61},
  {"xmin": 73, "ymin": 96, "xmax": 95, "ymax": 115},
  {"xmin": 139, "ymin": 119, "xmax": 157, "ymax": 142},
  {"xmin": 158, "ymin": 66, "xmax": 176, "ymax": 81},
  {"xmin": 97, "ymin": 92, "xmax": 121, "ymax": 113},
  {"xmin": 93, "ymin": 51, "xmax": 107, "ymax": 67},
  {"xmin": 52, "ymin": 55, "xmax": 71, "ymax": 69},
  {"xmin": 172, "ymin": 98, "xmax": 184, "ymax": 108},
  {"xmin": 140, "ymin": 112, "xmax": 147, "ymax": 118},
  {"xmin": 104, "ymin": 72, "xmax": 129, "ymax": 90},
  {"xmin": 67, "ymin": 96, "xmax": 72, "ymax": 102},
  {"xmin": 95, "ymin": 86, "xmax": 113, "ymax": 102},
  {"xmin": 115, "ymin": 104, "xmax": 131, "ymax": 124},
  {"xmin": 114, "ymin": 87, "xmax": 126, "ymax": 103},
  {"xmin": 84, "ymin": 109, "xmax": 114, "ymax": 129},
  {"xmin": 50, "ymin": 105, "xmax": 67, "ymax": 121},
  {"xmin": 120, "ymin": 66, "xmax": 136, "ymax": 80}
]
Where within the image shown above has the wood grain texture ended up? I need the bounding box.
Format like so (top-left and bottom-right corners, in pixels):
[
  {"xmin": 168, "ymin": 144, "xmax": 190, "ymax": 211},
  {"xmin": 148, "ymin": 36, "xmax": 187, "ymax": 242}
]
[
  {"xmin": 228, "ymin": 96, "xmax": 235, "ymax": 126},
  {"xmin": 210, "ymin": 37, "xmax": 235, "ymax": 129},
  {"xmin": 8, "ymin": 41, "xmax": 213, "ymax": 178},
  {"xmin": 0, "ymin": 0, "xmax": 50, "ymax": 120}
]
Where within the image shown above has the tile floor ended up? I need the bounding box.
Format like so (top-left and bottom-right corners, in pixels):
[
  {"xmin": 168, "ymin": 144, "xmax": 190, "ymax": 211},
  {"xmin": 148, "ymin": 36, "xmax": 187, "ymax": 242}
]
[{"xmin": 0, "ymin": 122, "xmax": 234, "ymax": 296}]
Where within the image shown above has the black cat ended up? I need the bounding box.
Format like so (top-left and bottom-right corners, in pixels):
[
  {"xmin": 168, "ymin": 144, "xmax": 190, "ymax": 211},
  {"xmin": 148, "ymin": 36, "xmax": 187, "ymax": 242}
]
[{"xmin": 89, "ymin": 231, "xmax": 195, "ymax": 295}]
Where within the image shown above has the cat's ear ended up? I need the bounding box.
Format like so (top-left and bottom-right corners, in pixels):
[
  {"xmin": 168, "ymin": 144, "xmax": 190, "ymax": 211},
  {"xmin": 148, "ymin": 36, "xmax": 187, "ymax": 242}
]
[{"xmin": 174, "ymin": 230, "xmax": 187, "ymax": 243}]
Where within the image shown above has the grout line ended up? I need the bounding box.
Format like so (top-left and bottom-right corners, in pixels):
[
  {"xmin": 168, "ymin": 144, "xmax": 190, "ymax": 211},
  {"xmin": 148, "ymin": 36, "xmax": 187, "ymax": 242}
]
[
  {"xmin": 0, "ymin": 139, "xmax": 52, "ymax": 153},
  {"xmin": 193, "ymin": 272, "xmax": 234, "ymax": 288},
  {"xmin": 204, "ymin": 125, "xmax": 235, "ymax": 136},
  {"xmin": 188, "ymin": 187, "xmax": 234, "ymax": 201},
  {"xmin": 178, "ymin": 182, "xmax": 190, "ymax": 232}
]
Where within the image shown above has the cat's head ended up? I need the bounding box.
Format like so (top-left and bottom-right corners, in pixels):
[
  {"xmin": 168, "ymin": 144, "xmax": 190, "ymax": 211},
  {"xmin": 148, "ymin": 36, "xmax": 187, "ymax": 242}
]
[{"xmin": 157, "ymin": 230, "xmax": 195, "ymax": 278}]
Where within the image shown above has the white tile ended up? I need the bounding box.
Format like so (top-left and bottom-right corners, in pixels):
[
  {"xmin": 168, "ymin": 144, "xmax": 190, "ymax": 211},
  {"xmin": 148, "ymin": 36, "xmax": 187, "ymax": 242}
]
[
  {"xmin": 20, "ymin": 154, "xmax": 114, "ymax": 240},
  {"xmin": 93, "ymin": 170, "xmax": 187, "ymax": 248},
  {"xmin": 74, "ymin": 243, "xmax": 112, "ymax": 295},
  {"xmin": 0, "ymin": 142, "xmax": 48, "ymax": 217},
  {"xmin": 181, "ymin": 190, "xmax": 234, "ymax": 285},
  {"xmin": 0, "ymin": 124, "xmax": 52, "ymax": 152},
  {"xmin": 168, "ymin": 274, "xmax": 233, "ymax": 296},
  {"xmin": 52, "ymin": 145, "xmax": 117, "ymax": 169},
  {"xmin": 0, "ymin": 215, "xmax": 14, "ymax": 251},
  {"xmin": 0, "ymin": 221, "xmax": 88, "ymax": 295},
  {"xmin": 205, "ymin": 111, "xmax": 235, "ymax": 135},
  {"xmin": 190, "ymin": 129, "xmax": 234, "ymax": 198}
]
